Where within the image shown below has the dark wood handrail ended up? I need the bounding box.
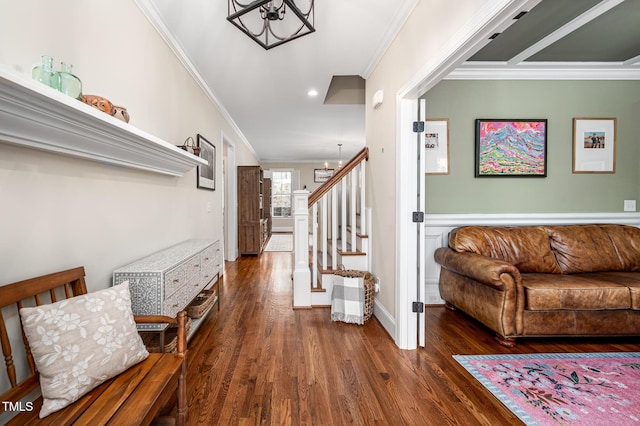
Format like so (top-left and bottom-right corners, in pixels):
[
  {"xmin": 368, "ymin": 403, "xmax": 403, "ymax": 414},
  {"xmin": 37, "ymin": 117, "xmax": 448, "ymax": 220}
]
[{"xmin": 308, "ymin": 147, "xmax": 369, "ymax": 207}]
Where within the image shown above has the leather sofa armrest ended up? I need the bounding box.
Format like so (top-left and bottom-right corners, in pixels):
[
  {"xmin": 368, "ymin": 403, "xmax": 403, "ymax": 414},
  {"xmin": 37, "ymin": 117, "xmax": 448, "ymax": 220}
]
[{"xmin": 434, "ymin": 247, "xmax": 521, "ymax": 290}]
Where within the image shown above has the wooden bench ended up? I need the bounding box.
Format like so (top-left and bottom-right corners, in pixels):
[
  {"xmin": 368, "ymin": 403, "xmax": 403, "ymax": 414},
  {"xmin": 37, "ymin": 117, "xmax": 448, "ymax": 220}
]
[{"xmin": 0, "ymin": 266, "xmax": 187, "ymax": 425}]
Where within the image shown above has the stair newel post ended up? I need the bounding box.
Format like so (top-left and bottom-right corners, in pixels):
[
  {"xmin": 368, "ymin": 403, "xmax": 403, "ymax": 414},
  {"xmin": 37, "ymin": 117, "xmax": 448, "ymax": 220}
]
[{"xmin": 293, "ymin": 190, "xmax": 312, "ymax": 308}]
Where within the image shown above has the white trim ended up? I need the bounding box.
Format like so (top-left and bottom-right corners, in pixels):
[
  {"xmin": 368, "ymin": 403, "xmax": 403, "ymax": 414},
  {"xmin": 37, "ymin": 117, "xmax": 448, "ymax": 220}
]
[
  {"xmin": 134, "ymin": 0, "xmax": 258, "ymax": 160},
  {"xmin": 394, "ymin": 0, "xmax": 538, "ymax": 350},
  {"xmin": 373, "ymin": 299, "xmax": 395, "ymax": 341},
  {"xmin": 0, "ymin": 67, "xmax": 206, "ymax": 177},
  {"xmin": 424, "ymin": 212, "xmax": 640, "ymax": 307},
  {"xmin": 395, "ymin": 97, "xmax": 419, "ymax": 350},
  {"xmin": 425, "ymin": 212, "xmax": 640, "ymax": 227},
  {"xmin": 362, "ymin": 0, "xmax": 419, "ymax": 79},
  {"xmin": 223, "ymin": 132, "xmax": 238, "ymax": 261},
  {"xmin": 398, "ymin": 0, "xmax": 536, "ymax": 99},
  {"xmin": 448, "ymin": 62, "xmax": 640, "ymax": 80}
]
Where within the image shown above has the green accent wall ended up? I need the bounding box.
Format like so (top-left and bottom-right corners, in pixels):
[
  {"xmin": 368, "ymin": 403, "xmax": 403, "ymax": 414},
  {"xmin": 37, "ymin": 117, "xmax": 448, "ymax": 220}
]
[{"xmin": 423, "ymin": 80, "xmax": 640, "ymax": 214}]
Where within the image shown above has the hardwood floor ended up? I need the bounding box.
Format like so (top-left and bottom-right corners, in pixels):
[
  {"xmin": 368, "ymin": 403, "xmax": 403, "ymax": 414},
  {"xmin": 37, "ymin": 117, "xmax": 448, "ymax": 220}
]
[{"xmin": 185, "ymin": 252, "xmax": 640, "ymax": 425}]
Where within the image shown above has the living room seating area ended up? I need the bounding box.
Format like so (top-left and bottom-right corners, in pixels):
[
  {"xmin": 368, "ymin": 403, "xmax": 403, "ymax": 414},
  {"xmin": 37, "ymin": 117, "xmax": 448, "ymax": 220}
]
[{"xmin": 435, "ymin": 224, "xmax": 640, "ymax": 347}]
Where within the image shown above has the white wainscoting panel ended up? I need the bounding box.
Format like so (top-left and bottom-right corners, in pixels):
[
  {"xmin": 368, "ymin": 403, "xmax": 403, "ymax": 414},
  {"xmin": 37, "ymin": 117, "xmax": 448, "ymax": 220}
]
[{"xmin": 425, "ymin": 212, "xmax": 640, "ymax": 305}]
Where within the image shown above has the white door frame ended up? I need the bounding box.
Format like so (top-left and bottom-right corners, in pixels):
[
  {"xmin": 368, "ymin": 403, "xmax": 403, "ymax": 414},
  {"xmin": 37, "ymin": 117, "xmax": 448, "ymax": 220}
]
[
  {"xmin": 223, "ymin": 132, "xmax": 238, "ymax": 262},
  {"xmin": 393, "ymin": 0, "xmax": 533, "ymax": 349}
]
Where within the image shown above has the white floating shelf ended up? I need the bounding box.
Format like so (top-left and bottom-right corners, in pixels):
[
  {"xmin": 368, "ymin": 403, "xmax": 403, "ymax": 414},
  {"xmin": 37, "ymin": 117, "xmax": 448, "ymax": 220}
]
[{"xmin": 0, "ymin": 67, "xmax": 207, "ymax": 176}]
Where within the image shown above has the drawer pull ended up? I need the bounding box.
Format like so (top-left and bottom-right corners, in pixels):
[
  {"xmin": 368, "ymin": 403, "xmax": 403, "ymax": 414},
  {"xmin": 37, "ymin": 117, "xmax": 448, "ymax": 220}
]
[
  {"xmin": 194, "ymin": 264, "xmax": 200, "ymax": 267},
  {"xmin": 173, "ymin": 279, "xmax": 180, "ymax": 283},
  {"xmin": 204, "ymin": 257, "xmax": 210, "ymax": 261},
  {"xmin": 173, "ymin": 303, "xmax": 178, "ymax": 308}
]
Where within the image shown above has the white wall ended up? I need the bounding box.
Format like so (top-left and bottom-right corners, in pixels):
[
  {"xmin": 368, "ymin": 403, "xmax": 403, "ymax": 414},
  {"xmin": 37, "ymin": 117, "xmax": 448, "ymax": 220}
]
[
  {"xmin": 0, "ymin": 0, "xmax": 257, "ymax": 289},
  {"xmin": 365, "ymin": 0, "xmax": 494, "ymax": 328}
]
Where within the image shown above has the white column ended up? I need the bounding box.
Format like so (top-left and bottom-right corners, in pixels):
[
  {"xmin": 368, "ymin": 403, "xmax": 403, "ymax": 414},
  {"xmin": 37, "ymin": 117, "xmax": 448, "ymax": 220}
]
[{"xmin": 292, "ymin": 190, "xmax": 311, "ymax": 308}]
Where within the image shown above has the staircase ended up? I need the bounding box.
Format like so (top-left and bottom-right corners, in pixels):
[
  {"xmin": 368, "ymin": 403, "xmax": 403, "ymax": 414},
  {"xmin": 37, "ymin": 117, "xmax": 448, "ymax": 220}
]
[{"xmin": 293, "ymin": 147, "xmax": 370, "ymax": 308}]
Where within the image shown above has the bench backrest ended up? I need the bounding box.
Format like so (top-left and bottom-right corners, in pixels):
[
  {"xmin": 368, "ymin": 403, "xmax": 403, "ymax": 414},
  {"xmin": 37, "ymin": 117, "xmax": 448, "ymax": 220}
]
[{"xmin": 0, "ymin": 267, "xmax": 88, "ymax": 411}]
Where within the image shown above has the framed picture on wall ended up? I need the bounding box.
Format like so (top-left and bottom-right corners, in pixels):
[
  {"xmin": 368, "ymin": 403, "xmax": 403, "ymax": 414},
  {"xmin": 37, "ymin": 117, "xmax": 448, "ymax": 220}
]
[
  {"xmin": 475, "ymin": 119, "xmax": 547, "ymax": 177},
  {"xmin": 425, "ymin": 119, "xmax": 449, "ymax": 175},
  {"xmin": 572, "ymin": 118, "xmax": 616, "ymax": 173},
  {"xmin": 314, "ymin": 168, "xmax": 334, "ymax": 183},
  {"xmin": 197, "ymin": 134, "xmax": 215, "ymax": 190}
]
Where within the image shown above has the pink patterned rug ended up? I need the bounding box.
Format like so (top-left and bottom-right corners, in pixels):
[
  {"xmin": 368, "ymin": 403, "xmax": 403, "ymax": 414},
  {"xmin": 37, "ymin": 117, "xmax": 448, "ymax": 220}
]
[{"xmin": 454, "ymin": 352, "xmax": 640, "ymax": 425}]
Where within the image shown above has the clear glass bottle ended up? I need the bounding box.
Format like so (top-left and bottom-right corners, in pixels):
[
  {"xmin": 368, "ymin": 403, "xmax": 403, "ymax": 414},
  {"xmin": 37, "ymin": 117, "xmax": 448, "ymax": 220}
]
[
  {"xmin": 32, "ymin": 55, "xmax": 60, "ymax": 90},
  {"xmin": 58, "ymin": 62, "xmax": 82, "ymax": 100}
]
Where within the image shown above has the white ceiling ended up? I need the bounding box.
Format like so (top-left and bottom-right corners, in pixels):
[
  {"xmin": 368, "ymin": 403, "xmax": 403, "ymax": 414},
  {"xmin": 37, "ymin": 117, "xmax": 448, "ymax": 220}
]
[
  {"xmin": 137, "ymin": 0, "xmax": 417, "ymax": 162},
  {"xmin": 138, "ymin": 0, "xmax": 640, "ymax": 163}
]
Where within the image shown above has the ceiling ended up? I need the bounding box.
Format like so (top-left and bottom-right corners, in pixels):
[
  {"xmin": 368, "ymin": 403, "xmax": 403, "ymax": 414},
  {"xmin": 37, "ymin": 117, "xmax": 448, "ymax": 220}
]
[{"xmin": 138, "ymin": 0, "xmax": 640, "ymax": 163}]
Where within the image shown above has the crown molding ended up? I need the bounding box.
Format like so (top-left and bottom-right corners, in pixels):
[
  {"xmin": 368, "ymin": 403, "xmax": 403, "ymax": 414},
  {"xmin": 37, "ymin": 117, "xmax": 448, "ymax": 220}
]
[
  {"xmin": 448, "ymin": 62, "xmax": 640, "ymax": 80},
  {"xmin": 134, "ymin": 0, "xmax": 259, "ymax": 160},
  {"xmin": 362, "ymin": 0, "xmax": 419, "ymax": 79}
]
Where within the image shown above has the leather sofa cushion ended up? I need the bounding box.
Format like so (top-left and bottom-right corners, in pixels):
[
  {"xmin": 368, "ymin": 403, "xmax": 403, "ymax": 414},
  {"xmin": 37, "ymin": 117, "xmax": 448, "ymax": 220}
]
[
  {"xmin": 449, "ymin": 226, "xmax": 561, "ymax": 273},
  {"xmin": 568, "ymin": 271, "xmax": 640, "ymax": 310},
  {"xmin": 546, "ymin": 225, "xmax": 624, "ymax": 273},
  {"xmin": 599, "ymin": 224, "xmax": 640, "ymax": 271},
  {"xmin": 522, "ymin": 273, "xmax": 631, "ymax": 311}
]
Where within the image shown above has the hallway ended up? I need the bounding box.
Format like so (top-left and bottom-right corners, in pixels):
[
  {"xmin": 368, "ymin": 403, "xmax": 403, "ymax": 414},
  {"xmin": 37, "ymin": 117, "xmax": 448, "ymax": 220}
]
[{"xmin": 184, "ymin": 251, "xmax": 639, "ymax": 425}]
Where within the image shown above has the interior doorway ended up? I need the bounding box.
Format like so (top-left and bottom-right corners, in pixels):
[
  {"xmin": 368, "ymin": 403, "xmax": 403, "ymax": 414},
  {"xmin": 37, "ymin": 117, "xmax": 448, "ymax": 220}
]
[{"xmin": 223, "ymin": 134, "xmax": 238, "ymax": 262}]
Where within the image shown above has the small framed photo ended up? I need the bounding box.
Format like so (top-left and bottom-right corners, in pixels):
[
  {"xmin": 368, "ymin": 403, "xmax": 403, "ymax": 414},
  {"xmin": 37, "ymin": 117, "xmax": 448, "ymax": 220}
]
[
  {"xmin": 314, "ymin": 169, "xmax": 334, "ymax": 183},
  {"xmin": 425, "ymin": 119, "xmax": 449, "ymax": 175},
  {"xmin": 475, "ymin": 119, "xmax": 547, "ymax": 177},
  {"xmin": 572, "ymin": 118, "xmax": 616, "ymax": 173},
  {"xmin": 197, "ymin": 134, "xmax": 215, "ymax": 190}
]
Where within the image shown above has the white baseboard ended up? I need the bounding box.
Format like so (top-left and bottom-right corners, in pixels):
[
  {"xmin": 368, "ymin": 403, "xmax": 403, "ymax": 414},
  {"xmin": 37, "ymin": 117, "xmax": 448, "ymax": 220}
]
[{"xmin": 372, "ymin": 298, "xmax": 396, "ymax": 342}]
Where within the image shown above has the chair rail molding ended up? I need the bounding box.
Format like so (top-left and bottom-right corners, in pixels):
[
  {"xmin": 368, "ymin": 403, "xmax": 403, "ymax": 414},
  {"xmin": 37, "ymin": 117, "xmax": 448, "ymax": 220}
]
[
  {"xmin": 0, "ymin": 67, "xmax": 207, "ymax": 176},
  {"xmin": 424, "ymin": 212, "xmax": 640, "ymax": 305}
]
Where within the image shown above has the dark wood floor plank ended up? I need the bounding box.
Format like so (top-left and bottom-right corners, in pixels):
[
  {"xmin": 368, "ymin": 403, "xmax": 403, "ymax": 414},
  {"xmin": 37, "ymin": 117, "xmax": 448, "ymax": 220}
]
[{"xmin": 185, "ymin": 252, "xmax": 640, "ymax": 425}]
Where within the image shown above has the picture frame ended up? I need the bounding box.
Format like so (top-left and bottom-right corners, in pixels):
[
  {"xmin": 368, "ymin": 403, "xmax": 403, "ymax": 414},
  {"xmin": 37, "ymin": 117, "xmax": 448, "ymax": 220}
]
[
  {"xmin": 314, "ymin": 168, "xmax": 334, "ymax": 183},
  {"xmin": 197, "ymin": 134, "xmax": 215, "ymax": 190},
  {"xmin": 572, "ymin": 118, "xmax": 616, "ymax": 173},
  {"xmin": 425, "ymin": 119, "xmax": 449, "ymax": 175},
  {"xmin": 475, "ymin": 119, "xmax": 547, "ymax": 177}
]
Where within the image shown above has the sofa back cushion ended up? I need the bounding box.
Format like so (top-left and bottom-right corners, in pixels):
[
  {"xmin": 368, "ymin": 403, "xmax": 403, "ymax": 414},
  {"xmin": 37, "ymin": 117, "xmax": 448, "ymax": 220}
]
[
  {"xmin": 545, "ymin": 225, "xmax": 624, "ymax": 273},
  {"xmin": 600, "ymin": 224, "xmax": 640, "ymax": 271},
  {"xmin": 449, "ymin": 226, "xmax": 561, "ymax": 273}
]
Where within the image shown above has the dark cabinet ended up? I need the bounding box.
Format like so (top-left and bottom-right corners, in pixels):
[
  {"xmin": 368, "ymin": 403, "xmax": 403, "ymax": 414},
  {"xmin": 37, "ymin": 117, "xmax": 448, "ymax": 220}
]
[{"xmin": 238, "ymin": 166, "xmax": 271, "ymax": 255}]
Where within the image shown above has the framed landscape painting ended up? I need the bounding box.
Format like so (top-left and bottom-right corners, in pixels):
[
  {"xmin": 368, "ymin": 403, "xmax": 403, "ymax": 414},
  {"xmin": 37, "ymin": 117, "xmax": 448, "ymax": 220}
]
[{"xmin": 475, "ymin": 119, "xmax": 547, "ymax": 177}]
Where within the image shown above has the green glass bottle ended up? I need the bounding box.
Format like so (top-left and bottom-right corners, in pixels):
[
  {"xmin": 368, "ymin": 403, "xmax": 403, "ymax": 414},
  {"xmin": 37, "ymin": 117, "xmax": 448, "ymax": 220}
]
[
  {"xmin": 32, "ymin": 55, "xmax": 60, "ymax": 90},
  {"xmin": 58, "ymin": 62, "xmax": 82, "ymax": 100}
]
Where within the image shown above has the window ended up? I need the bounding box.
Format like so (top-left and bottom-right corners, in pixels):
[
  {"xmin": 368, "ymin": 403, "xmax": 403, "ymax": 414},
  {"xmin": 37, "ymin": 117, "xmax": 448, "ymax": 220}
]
[{"xmin": 271, "ymin": 170, "xmax": 292, "ymax": 218}]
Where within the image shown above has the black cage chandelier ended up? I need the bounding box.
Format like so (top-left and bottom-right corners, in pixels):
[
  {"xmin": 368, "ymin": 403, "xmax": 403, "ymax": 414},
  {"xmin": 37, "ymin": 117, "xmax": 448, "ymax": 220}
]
[{"xmin": 227, "ymin": 0, "xmax": 315, "ymax": 50}]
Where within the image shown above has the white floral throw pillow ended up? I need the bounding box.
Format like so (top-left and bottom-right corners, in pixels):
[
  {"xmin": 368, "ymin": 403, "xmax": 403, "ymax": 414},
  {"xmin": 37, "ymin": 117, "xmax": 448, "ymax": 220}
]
[{"xmin": 19, "ymin": 281, "xmax": 149, "ymax": 418}]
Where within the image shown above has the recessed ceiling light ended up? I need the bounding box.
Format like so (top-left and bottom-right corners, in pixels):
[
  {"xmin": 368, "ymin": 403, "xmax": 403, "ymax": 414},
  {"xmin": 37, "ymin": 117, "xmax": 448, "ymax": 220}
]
[{"xmin": 307, "ymin": 89, "xmax": 318, "ymax": 97}]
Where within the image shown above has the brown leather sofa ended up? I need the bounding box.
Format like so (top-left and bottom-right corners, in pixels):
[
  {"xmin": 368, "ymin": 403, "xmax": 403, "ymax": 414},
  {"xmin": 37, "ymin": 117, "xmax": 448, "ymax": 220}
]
[{"xmin": 434, "ymin": 224, "xmax": 640, "ymax": 347}]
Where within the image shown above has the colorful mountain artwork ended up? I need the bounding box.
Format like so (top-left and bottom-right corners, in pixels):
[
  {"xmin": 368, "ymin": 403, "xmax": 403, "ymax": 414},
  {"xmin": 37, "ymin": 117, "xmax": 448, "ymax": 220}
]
[{"xmin": 477, "ymin": 120, "xmax": 546, "ymax": 176}]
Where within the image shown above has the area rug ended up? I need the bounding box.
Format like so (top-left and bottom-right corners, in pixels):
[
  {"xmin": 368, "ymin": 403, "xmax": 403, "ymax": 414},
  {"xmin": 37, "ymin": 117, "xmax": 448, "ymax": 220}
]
[
  {"xmin": 454, "ymin": 352, "xmax": 640, "ymax": 425},
  {"xmin": 264, "ymin": 233, "xmax": 293, "ymax": 252}
]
